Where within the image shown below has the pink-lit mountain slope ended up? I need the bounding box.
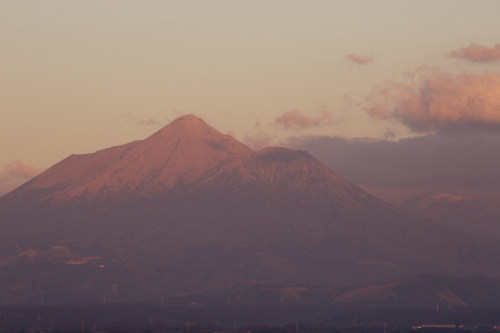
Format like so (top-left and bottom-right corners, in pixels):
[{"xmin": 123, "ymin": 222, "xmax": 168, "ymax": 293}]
[
  {"xmin": 0, "ymin": 115, "xmax": 499, "ymax": 302},
  {"xmin": 3, "ymin": 115, "xmax": 363, "ymax": 206},
  {"xmin": 2, "ymin": 115, "xmax": 255, "ymax": 204}
]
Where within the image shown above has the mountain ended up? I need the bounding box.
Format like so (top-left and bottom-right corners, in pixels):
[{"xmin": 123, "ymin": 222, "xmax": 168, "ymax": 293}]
[
  {"xmin": 0, "ymin": 115, "xmax": 499, "ymax": 304},
  {"xmin": 1, "ymin": 115, "xmax": 254, "ymax": 205},
  {"xmin": 401, "ymin": 190, "xmax": 500, "ymax": 241},
  {"xmin": 331, "ymin": 274, "xmax": 500, "ymax": 310}
]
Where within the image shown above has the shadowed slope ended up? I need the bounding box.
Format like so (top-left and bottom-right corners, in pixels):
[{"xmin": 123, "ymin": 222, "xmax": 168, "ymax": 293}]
[{"xmin": 401, "ymin": 190, "xmax": 500, "ymax": 240}]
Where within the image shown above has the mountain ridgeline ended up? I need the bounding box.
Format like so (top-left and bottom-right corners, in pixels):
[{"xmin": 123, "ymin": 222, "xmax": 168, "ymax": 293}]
[{"xmin": 0, "ymin": 115, "xmax": 499, "ymax": 303}]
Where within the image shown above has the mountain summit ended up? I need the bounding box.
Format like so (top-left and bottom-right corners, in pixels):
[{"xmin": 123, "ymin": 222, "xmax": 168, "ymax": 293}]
[
  {"xmin": 0, "ymin": 115, "xmax": 499, "ymax": 303},
  {"xmin": 6, "ymin": 114, "xmax": 254, "ymax": 203},
  {"xmin": 4, "ymin": 114, "xmax": 353, "ymax": 205}
]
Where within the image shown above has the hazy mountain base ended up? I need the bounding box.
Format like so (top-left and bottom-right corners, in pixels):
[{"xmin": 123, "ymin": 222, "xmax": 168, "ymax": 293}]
[
  {"xmin": 1, "ymin": 187, "xmax": 499, "ymax": 297},
  {"xmin": 1, "ymin": 253, "xmax": 500, "ymax": 311}
]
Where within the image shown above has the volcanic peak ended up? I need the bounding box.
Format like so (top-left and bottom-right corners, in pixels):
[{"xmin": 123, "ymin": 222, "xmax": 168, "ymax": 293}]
[
  {"xmin": 169, "ymin": 114, "xmax": 204, "ymax": 126},
  {"xmin": 3, "ymin": 115, "xmax": 355, "ymax": 206},
  {"xmin": 144, "ymin": 114, "xmax": 253, "ymax": 156},
  {"xmin": 152, "ymin": 114, "xmax": 205, "ymax": 136},
  {"xmin": 5, "ymin": 115, "xmax": 259, "ymax": 203}
]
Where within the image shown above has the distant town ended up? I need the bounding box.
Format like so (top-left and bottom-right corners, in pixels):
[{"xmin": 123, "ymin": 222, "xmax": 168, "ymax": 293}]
[{"xmin": 1, "ymin": 303, "xmax": 500, "ymax": 333}]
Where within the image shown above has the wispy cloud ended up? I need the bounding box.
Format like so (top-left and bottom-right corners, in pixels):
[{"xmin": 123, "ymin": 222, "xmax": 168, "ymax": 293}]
[
  {"xmin": 273, "ymin": 109, "xmax": 337, "ymax": 130},
  {"xmin": 448, "ymin": 43, "xmax": 500, "ymax": 63},
  {"xmin": 0, "ymin": 161, "xmax": 43, "ymax": 196},
  {"xmin": 382, "ymin": 128, "xmax": 397, "ymax": 140},
  {"xmin": 346, "ymin": 53, "xmax": 373, "ymax": 64},
  {"xmin": 365, "ymin": 68, "xmax": 500, "ymax": 133},
  {"xmin": 120, "ymin": 113, "xmax": 162, "ymax": 126},
  {"xmin": 0, "ymin": 160, "xmax": 41, "ymax": 181}
]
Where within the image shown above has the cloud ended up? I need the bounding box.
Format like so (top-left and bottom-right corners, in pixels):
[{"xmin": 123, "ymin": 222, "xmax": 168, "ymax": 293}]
[
  {"xmin": 0, "ymin": 161, "xmax": 41, "ymax": 181},
  {"xmin": 286, "ymin": 131, "xmax": 500, "ymax": 193},
  {"xmin": 382, "ymin": 128, "xmax": 397, "ymax": 140},
  {"xmin": 0, "ymin": 161, "xmax": 43, "ymax": 196},
  {"xmin": 120, "ymin": 113, "xmax": 162, "ymax": 126},
  {"xmin": 254, "ymin": 119, "xmax": 262, "ymax": 130},
  {"xmin": 273, "ymin": 109, "xmax": 337, "ymax": 130},
  {"xmin": 341, "ymin": 93, "xmax": 361, "ymax": 108},
  {"xmin": 448, "ymin": 43, "xmax": 500, "ymax": 62},
  {"xmin": 365, "ymin": 68, "xmax": 500, "ymax": 133},
  {"xmin": 346, "ymin": 53, "xmax": 373, "ymax": 64}
]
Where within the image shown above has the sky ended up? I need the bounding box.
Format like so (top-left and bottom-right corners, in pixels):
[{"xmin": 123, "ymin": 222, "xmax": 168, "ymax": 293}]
[{"xmin": 2, "ymin": 1, "xmax": 500, "ymax": 198}]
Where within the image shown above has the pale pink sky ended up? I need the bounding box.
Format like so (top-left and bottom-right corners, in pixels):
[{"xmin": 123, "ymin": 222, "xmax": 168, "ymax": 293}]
[{"xmin": 1, "ymin": 1, "xmax": 500, "ymax": 196}]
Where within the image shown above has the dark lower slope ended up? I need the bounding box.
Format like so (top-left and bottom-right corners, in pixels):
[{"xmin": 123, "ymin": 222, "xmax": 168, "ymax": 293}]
[
  {"xmin": 1, "ymin": 180, "xmax": 499, "ymax": 302},
  {"xmin": 401, "ymin": 191, "xmax": 500, "ymax": 241}
]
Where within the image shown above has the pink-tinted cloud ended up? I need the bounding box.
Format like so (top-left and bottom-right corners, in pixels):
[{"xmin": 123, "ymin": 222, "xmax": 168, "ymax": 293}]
[
  {"xmin": 120, "ymin": 113, "xmax": 162, "ymax": 126},
  {"xmin": 346, "ymin": 53, "xmax": 373, "ymax": 64},
  {"xmin": 0, "ymin": 161, "xmax": 43, "ymax": 196},
  {"xmin": 341, "ymin": 93, "xmax": 361, "ymax": 108},
  {"xmin": 365, "ymin": 68, "xmax": 500, "ymax": 132},
  {"xmin": 273, "ymin": 109, "xmax": 336, "ymax": 130},
  {"xmin": 0, "ymin": 161, "xmax": 41, "ymax": 181},
  {"xmin": 448, "ymin": 43, "xmax": 500, "ymax": 62}
]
